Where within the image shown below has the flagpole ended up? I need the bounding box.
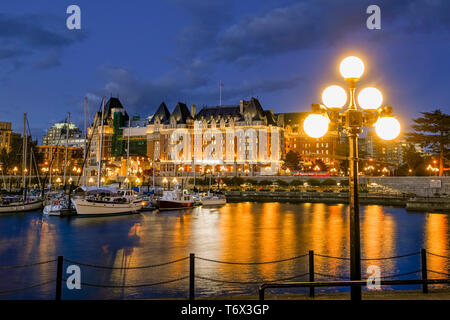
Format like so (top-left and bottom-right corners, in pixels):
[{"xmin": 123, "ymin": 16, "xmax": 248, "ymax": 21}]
[{"xmin": 219, "ymin": 80, "xmax": 222, "ymax": 106}]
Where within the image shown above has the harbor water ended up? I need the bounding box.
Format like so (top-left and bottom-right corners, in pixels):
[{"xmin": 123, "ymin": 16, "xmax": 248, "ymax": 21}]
[{"xmin": 0, "ymin": 202, "xmax": 449, "ymax": 299}]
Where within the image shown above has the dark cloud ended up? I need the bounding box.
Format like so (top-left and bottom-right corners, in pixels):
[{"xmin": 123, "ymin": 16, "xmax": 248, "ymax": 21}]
[
  {"xmin": 89, "ymin": 0, "xmax": 450, "ymax": 118},
  {"xmin": 34, "ymin": 53, "xmax": 62, "ymax": 69},
  {"xmin": 170, "ymin": 0, "xmax": 234, "ymax": 58},
  {"xmin": 173, "ymin": 0, "xmax": 450, "ymax": 64},
  {"xmin": 88, "ymin": 65, "xmax": 304, "ymax": 115},
  {"xmin": 0, "ymin": 13, "xmax": 86, "ymax": 70}
]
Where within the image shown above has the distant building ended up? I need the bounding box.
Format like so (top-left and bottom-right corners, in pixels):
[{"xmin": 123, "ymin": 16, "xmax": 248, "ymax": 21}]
[
  {"xmin": 42, "ymin": 121, "xmax": 85, "ymax": 149},
  {"xmin": 35, "ymin": 145, "xmax": 84, "ymax": 180},
  {"xmin": 359, "ymin": 127, "xmax": 405, "ymax": 166},
  {"xmin": 0, "ymin": 122, "xmax": 12, "ymax": 152},
  {"xmin": 280, "ymin": 112, "xmax": 340, "ymax": 169}
]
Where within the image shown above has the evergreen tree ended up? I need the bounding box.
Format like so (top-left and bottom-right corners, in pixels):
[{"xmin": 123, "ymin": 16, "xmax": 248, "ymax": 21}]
[{"xmin": 406, "ymin": 110, "xmax": 450, "ymax": 176}]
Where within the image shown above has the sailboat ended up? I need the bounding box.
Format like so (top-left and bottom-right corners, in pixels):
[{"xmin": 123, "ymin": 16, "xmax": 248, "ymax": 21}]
[
  {"xmin": 0, "ymin": 114, "xmax": 43, "ymax": 213},
  {"xmin": 43, "ymin": 112, "xmax": 73, "ymax": 216},
  {"xmin": 71, "ymin": 97, "xmax": 143, "ymax": 215},
  {"xmin": 199, "ymin": 171, "xmax": 226, "ymax": 206}
]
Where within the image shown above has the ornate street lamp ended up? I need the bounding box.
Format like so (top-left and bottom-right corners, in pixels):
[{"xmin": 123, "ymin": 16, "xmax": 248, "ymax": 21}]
[{"xmin": 303, "ymin": 56, "xmax": 400, "ymax": 301}]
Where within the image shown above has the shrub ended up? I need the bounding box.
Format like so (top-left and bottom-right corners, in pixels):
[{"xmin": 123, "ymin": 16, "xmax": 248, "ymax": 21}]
[
  {"xmin": 229, "ymin": 176, "xmax": 245, "ymax": 186},
  {"xmin": 258, "ymin": 179, "xmax": 272, "ymax": 186},
  {"xmin": 322, "ymin": 189, "xmax": 334, "ymax": 193},
  {"xmin": 307, "ymin": 178, "xmax": 321, "ymax": 186},
  {"xmin": 321, "ymin": 178, "xmax": 337, "ymax": 186},
  {"xmin": 245, "ymin": 178, "xmax": 258, "ymax": 185},
  {"xmin": 276, "ymin": 179, "xmax": 289, "ymax": 187},
  {"xmin": 289, "ymin": 179, "xmax": 304, "ymax": 186},
  {"xmin": 307, "ymin": 188, "xmax": 317, "ymax": 192},
  {"xmin": 339, "ymin": 180, "xmax": 349, "ymax": 186}
]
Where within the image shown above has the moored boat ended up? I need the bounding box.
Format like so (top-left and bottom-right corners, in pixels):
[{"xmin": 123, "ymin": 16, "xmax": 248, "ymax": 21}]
[
  {"xmin": 43, "ymin": 195, "xmax": 69, "ymax": 216},
  {"xmin": 0, "ymin": 197, "xmax": 43, "ymax": 213},
  {"xmin": 201, "ymin": 192, "xmax": 226, "ymax": 206},
  {"xmin": 158, "ymin": 189, "xmax": 194, "ymax": 210},
  {"xmin": 71, "ymin": 187, "xmax": 143, "ymax": 215}
]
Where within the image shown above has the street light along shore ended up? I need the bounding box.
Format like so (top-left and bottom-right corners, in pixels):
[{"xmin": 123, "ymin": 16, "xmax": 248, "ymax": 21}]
[{"xmin": 303, "ymin": 55, "xmax": 401, "ymax": 301}]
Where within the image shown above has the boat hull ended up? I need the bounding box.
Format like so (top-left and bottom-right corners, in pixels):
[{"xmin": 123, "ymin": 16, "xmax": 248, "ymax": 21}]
[
  {"xmin": 71, "ymin": 199, "xmax": 143, "ymax": 215},
  {"xmin": 158, "ymin": 200, "xmax": 194, "ymax": 211},
  {"xmin": 43, "ymin": 204, "xmax": 64, "ymax": 216},
  {"xmin": 201, "ymin": 199, "xmax": 227, "ymax": 206},
  {"xmin": 0, "ymin": 200, "xmax": 43, "ymax": 213}
]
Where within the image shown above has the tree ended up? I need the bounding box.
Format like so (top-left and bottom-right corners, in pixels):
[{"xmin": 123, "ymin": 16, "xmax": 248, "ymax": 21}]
[
  {"xmin": 406, "ymin": 110, "xmax": 450, "ymax": 176},
  {"xmin": 284, "ymin": 150, "xmax": 301, "ymax": 170},
  {"xmin": 398, "ymin": 143, "xmax": 426, "ymax": 176}
]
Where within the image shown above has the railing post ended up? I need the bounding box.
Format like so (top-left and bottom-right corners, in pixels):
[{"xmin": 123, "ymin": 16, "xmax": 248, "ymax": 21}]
[
  {"xmin": 309, "ymin": 250, "xmax": 315, "ymax": 298},
  {"xmin": 189, "ymin": 253, "xmax": 195, "ymax": 300},
  {"xmin": 421, "ymin": 248, "xmax": 428, "ymax": 294},
  {"xmin": 259, "ymin": 286, "xmax": 265, "ymax": 301},
  {"xmin": 55, "ymin": 256, "xmax": 63, "ymax": 300}
]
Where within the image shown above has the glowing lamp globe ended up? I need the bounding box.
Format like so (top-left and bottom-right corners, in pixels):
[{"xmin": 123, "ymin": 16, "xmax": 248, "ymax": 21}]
[
  {"xmin": 374, "ymin": 117, "xmax": 400, "ymax": 140},
  {"xmin": 357, "ymin": 87, "xmax": 383, "ymax": 110},
  {"xmin": 322, "ymin": 85, "xmax": 347, "ymax": 109},
  {"xmin": 340, "ymin": 56, "xmax": 364, "ymax": 79},
  {"xmin": 303, "ymin": 114, "xmax": 329, "ymax": 138}
]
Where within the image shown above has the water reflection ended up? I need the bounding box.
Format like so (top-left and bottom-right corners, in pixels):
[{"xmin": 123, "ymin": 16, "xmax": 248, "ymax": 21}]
[
  {"xmin": 0, "ymin": 203, "xmax": 448, "ymax": 299},
  {"xmin": 425, "ymin": 214, "xmax": 449, "ymax": 281},
  {"xmin": 362, "ymin": 206, "xmax": 396, "ymax": 273}
]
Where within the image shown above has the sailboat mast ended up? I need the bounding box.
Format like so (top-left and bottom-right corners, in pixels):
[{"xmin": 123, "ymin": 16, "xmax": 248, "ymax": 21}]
[
  {"xmin": 22, "ymin": 113, "xmax": 27, "ymax": 198},
  {"xmin": 97, "ymin": 97, "xmax": 105, "ymax": 187},
  {"xmin": 29, "ymin": 147, "xmax": 32, "ymax": 187},
  {"xmin": 49, "ymin": 146, "xmax": 52, "ymax": 189},
  {"xmin": 63, "ymin": 112, "xmax": 70, "ymax": 185},
  {"xmin": 193, "ymin": 156, "xmax": 196, "ymax": 190},
  {"xmin": 126, "ymin": 118, "xmax": 130, "ymax": 188},
  {"xmin": 83, "ymin": 97, "xmax": 88, "ymax": 186},
  {"xmin": 152, "ymin": 146, "xmax": 155, "ymax": 189}
]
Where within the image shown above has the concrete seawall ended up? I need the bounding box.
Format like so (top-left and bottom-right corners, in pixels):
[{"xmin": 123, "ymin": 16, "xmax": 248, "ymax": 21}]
[
  {"xmin": 225, "ymin": 191, "xmax": 408, "ymax": 206},
  {"xmin": 215, "ymin": 176, "xmax": 450, "ymax": 197},
  {"xmin": 225, "ymin": 191, "xmax": 450, "ymax": 213},
  {"xmin": 360, "ymin": 176, "xmax": 450, "ymax": 197}
]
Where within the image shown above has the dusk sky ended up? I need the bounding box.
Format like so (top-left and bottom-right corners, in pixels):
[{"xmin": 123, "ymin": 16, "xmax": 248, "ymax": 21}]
[{"xmin": 1, "ymin": 0, "xmax": 450, "ymax": 141}]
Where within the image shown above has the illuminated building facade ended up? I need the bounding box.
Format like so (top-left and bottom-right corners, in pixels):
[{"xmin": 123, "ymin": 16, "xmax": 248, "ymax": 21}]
[
  {"xmin": 148, "ymin": 98, "xmax": 283, "ymax": 176},
  {"xmin": 36, "ymin": 145, "xmax": 84, "ymax": 176},
  {"xmin": 281, "ymin": 112, "xmax": 340, "ymax": 169},
  {"xmin": 0, "ymin": 122, "xmax": 12, "ymax": 152},
  {"xmin": 42, "ymin": 121, "xmax": 85, "ymax": 148},
  {"xmin": 86, "ymin": 97, "xmax": 284, "ymax": 183}
]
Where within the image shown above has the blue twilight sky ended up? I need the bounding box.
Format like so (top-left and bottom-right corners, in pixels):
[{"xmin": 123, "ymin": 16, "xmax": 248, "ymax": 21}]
[{"xmin": 0, "ymin": 0, "xmax": 450, "ymax": 141}]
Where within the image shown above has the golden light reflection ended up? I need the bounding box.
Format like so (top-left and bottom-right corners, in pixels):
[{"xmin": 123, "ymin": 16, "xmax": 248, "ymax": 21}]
[
  {"xmin": 425, "ymin": 214, "xmax": 449, "ymax": 282},
  {"xmin": 361, "ymin": 205, "xmax": 396, "ymax": 272}
]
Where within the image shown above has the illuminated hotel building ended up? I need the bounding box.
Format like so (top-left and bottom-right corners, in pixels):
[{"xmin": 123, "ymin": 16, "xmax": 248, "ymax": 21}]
[
  {"xmin": 85, "ymin": 97, "xmax": 284, "ymax": 182},
  {"xmin": 148, "ymin": 97, "xmax": 283, "ymax": 176}
]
